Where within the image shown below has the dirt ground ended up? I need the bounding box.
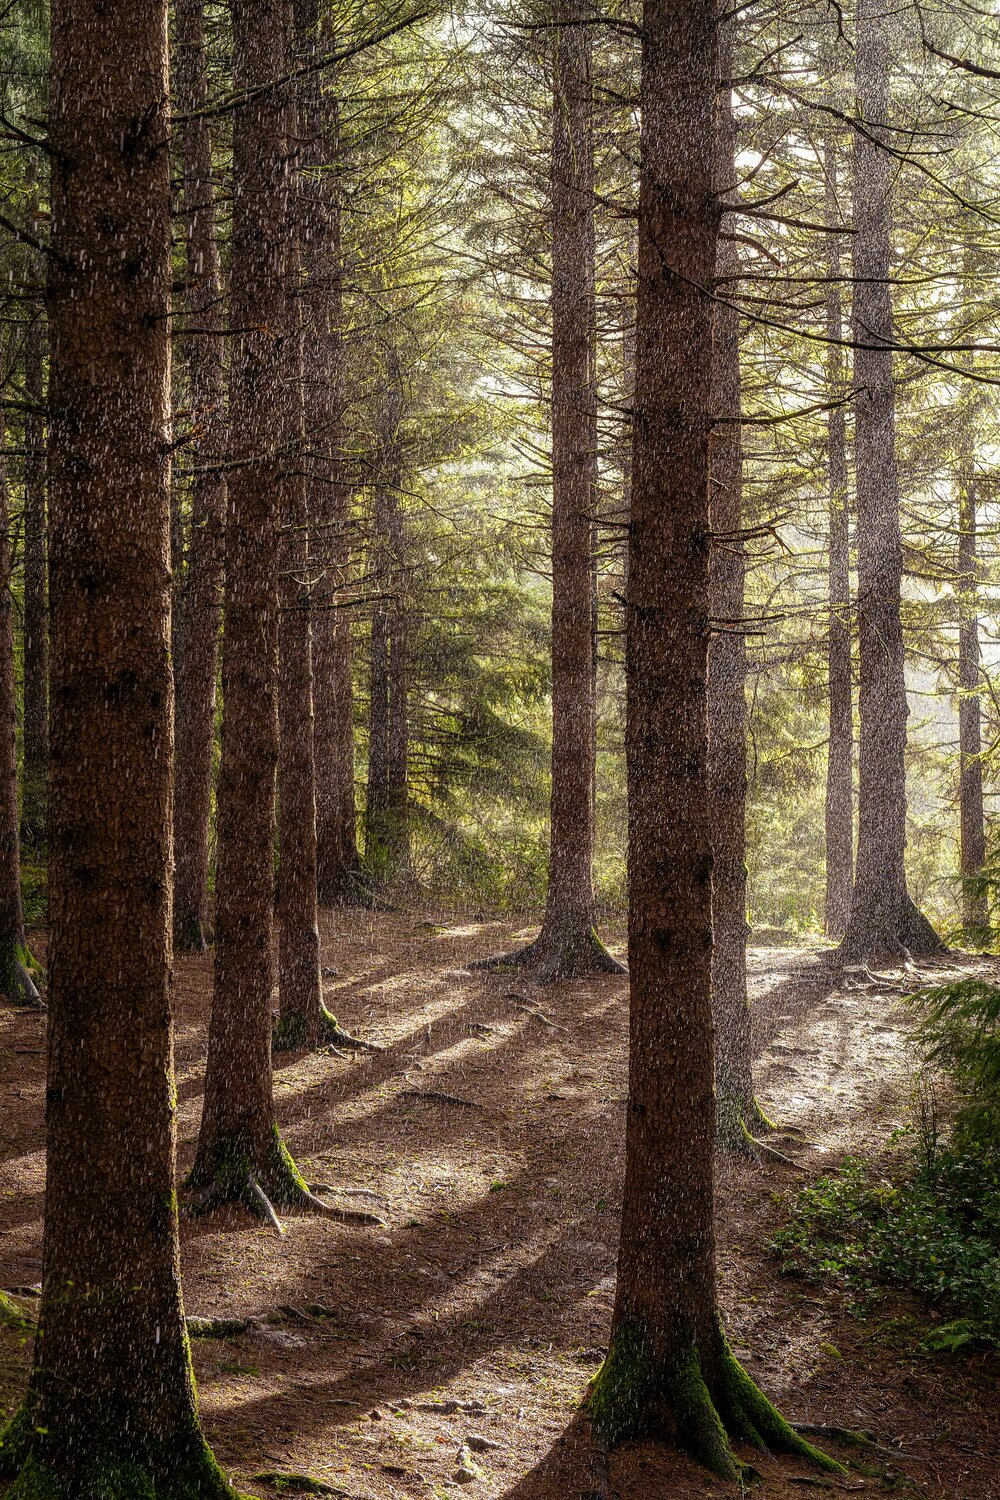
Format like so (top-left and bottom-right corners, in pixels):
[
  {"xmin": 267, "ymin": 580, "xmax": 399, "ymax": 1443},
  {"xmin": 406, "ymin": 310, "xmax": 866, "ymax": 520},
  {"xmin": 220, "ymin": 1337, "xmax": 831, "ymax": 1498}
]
[{"xmin": 1, "ymin": 910, "xmax": 998, "ymax": 1499}]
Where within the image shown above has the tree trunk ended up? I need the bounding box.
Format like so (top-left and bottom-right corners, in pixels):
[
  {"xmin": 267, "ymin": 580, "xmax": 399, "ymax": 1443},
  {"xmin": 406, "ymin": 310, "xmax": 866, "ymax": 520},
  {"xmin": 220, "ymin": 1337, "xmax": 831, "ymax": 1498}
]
[
  {"xmin": 364, "ymin": 418, "xmax": 411, "ymax": 890},
  {"xmin": 0, "ymin": 378, "xmax": 36, "ymax": 1008},
  {"xmin": 477, "ymin": 0, "xmax": 621, "ymax": 981},
  {"xmin": 709, "ymin": 21, "xmax": 762, "ymax": 1151},
  {"xmin": 172, "ymin": 0, "xmax": 228, "ymax": 953},
  {"xmin": 20, "ymin": 313, "xmax": 47, "ymax": 849},
  {"xmin": 838, "ymin": 0, "xmax": 941, "ymax": 964},
  {"xmin": 295, "ymin": 0, "xmax": 361, "ymax": 906},
  {"xmin": 187, "ymin": 0, "xmax": 375, "ymax": 1229},
  {"xmin": 823, "ymin": 134, "xmax": 854, "ymax": 939},
  {"xmin": 274, "ymin": 9, "xmax": 353, "ymax": 1055},
  {"xmin": 0, "ymin": 1, "xmax": 235, "ymax": 1489},
  {"xmin": 957, "ymin": 442, "xmax": 986, "ymax": 937},
  {"xmin": 589, "ymin": 2, "xmax": 839, "ymax": 1479}
]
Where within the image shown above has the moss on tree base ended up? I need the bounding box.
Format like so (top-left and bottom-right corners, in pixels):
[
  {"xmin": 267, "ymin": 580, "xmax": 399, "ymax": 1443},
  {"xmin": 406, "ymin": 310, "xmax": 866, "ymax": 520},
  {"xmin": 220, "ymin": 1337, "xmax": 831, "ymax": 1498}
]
[
  {"xmin": 0, "ymin": 1406, "xmax": 247, "ymax": 1499},
  {"xmin": 589, "ymin": 1321, "xmax": 846, "ymax": 1481},
  {"xmin": 273, "ymin": 1006, "xmax": 381, "ymax": 1055},
  {"xmin": 185, "ymin": 1124, "xmax": 384, "ymax": 1230}
]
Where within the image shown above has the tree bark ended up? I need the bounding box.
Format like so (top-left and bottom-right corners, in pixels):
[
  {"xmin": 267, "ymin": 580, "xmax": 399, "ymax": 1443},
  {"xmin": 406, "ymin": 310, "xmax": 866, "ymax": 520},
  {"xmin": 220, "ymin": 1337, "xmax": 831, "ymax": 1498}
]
[
  {"xmin": 709, "ymin": 21, "xmax": 762, "ymax": 1151},
  {"xmin": 477, "ymin": 0, "xmax": 621, "ymax": 981},
  {"xmin": 0, "ymin": 375, "xmax": 34, "ymax": 1007},
  {"xmin": 957, "ymin": 434, "xmax": 986, "ymax": 936},
  {"xmin": 20, "ymin": 312, "xmax": 47, "ymax": 849},
  {"xmin": 172, "ymin": 0, "xmax": 227, "ymax": 953},
  {"xmin": 0, "ymin": 1, "xmax": 235, "ymax": 1489},
  {"xmin": 189, "ymin": 0, "xmax": 334, "ymax": 1224},
  {"xmin": 274, "ymin": 5, "xmax": 334, "ymax": 1053},
  {"xmin": 589, "ymin": 1, "xmax": 839, "ymax": 1478},
  {"xmin": 823, "ymin": 134, "xmax": 854, "ymax": 940},
  {"xmin": 838, "ymin": 0, "xmax": 941, "ymax": 964},
  {"xmin": 364, "ymin": 408, "xmax": 411, "ymax": 890},
  {"xmin": 295, "ymin": 0, "xmax": 361, "ymax": 906}
]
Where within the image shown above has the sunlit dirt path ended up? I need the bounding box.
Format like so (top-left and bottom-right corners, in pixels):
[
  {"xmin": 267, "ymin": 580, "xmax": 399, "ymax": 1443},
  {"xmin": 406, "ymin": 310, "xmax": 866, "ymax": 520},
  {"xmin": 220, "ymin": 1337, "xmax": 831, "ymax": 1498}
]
[{"xmin": 1, "ymin": 914, "xmax": 997, "ymax": 1497}]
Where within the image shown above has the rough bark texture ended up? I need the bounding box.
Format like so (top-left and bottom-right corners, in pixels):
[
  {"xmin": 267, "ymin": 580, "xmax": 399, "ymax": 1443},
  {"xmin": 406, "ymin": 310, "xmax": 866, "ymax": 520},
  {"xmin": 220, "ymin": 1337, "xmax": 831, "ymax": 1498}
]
[
  {"xmin": 957, "ymin": 437, "xmax": 986, "ymax": 936},
  {"xmin": 477, "ymin": 1, "xmax": 621, "ymax": 981},
  {"xmin": 838, "ymin": 0, "xmax": 941, "ymax": 965},
  {"xmin": 708, "ymin": 24, "xmax": 760, "ymax": 1149},
  {"xmin": 0, "ymin": 2, "xmax": 236, "ymax": 1492},
  {"xmin": 589, "ymin": 2, "xmax": 838, "ymax": 1478},
  {"xmin": 823, "ymin": 135, "xmax": 854, "ymax": 939},
  {"xmin": 189, "ymin": 0, "xmax": 316, "ymax": 1223},
  {"xmin": 20, "ymin": 313, "xmax": 47, "ymax": 849},
  {"xmin": 172, "ymin": 0, "xmax": 227, "ymax": 953},
  {"xmin": 276, "ymin": 11, "xmax": 325, "ymax": 1050},
  {"xmin": 296, "ymin": 0, "xmax": 361, "ymax": 906}
]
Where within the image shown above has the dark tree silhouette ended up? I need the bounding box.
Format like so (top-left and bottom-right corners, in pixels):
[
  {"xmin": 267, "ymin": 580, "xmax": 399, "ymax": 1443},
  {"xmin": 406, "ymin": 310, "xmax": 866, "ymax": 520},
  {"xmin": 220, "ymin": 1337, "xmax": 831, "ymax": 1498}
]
[
  {"xmin": 588, "ymin": 0, "xmax": 840, "ymax": 1477},
  {"xmin": 0, "ymin": 0, "xmax": 236, "ymax": 1490},
  {"xmin": 838, "ymin": 0, "xmax": 941, "ymax": 964}
]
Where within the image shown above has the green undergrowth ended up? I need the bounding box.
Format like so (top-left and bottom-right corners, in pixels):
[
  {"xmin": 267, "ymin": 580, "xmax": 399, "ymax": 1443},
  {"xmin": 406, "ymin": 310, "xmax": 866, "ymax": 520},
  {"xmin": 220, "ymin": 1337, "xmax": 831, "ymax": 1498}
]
[{"xmin": 772, "ymin": 1138, "xmax": 1000, "ymax": 1351}]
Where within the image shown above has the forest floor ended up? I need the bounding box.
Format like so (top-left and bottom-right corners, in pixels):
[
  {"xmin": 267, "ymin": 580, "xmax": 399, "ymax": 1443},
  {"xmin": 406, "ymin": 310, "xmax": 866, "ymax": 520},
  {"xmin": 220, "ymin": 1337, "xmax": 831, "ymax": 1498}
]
[{"xmin": 1, "ymin": 910, "xmax": 998, "ymax": 1499}]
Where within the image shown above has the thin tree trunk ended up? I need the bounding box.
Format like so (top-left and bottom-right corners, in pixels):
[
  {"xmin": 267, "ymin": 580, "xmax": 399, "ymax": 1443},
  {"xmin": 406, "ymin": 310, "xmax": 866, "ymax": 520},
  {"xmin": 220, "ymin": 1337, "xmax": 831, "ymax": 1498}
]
[
  {"xmin": 20, "ymin": 312, "xmax": 47, "ymax": 848},
  {"xmin": 172, "ymin": 0, "xmax": 228, "ymax": 953},
  {"xmin": 477, "ymin": 0, "xmax": 621, "ymax": 981},
  {"xmin": 709, "ymin": 22, "xmax": 760, "ymax": 1149},
  {"xmin": 589, "ymin": 2, "xmax": 839, "ymax": 1479},
  {"xmin": 823, "ymin": 134, "xmax": 854, "ymax": 939},
  {"xmin": 275, "ymin": 8, "xmax": 350, "ymax": 1054},
  {"xmin": 0, "ymin": 376, "xmax": 36, "ymax": 1007},
  {"xmin": 957, "ymin": 442, "xmax": 986, "ymax": 936},
  {"xmin": 839, "ymin": 0, "xmax": 941, "ymax": 964},
  {"xmin": 0, "ymin": 1, "xmax": 235, "ymax": 1488},
  {"xmin": 188, "ymin": 0, "xmax": 377, "ymax": 1230},
  {"xmin": 295, "ymin": 0, "xmax": 360, "ymax": 905},
  {"xmin": 364, "ymin": 420, "xmax": 410, "ymax": 888}
]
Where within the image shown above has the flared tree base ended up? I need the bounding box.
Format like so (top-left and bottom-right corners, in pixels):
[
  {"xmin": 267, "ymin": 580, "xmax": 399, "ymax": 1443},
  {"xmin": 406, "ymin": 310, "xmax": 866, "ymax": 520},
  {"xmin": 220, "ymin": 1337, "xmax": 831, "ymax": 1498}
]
[
  {"xmin": 174, "ymin": 916, "xmax": 211, "ymax": 955},
  {"xmin": 0, "ymin": 938, "xmax": 45, "ymax": 1010},
  {"xmin": 0, "ymin": 1405, "xmax": 247, "ymax": 1499},
  {"xmin": 273, "ymin": 1005, "xmax": 383, "ymax": 1055},
  {"xmin": 185, "ymin": 1124, "xmax": 385, "ymax": 1231},
  {"xmin": 473, "ymin": 919, "xmax": 626, "ymax": 985},
  {"xmin": 838, "ymin": 889, "xmax": 944, "ymax": 968},
  {"xmin": 589, "ymin": 1320, "xmax": 844, "ymax": 1482}
]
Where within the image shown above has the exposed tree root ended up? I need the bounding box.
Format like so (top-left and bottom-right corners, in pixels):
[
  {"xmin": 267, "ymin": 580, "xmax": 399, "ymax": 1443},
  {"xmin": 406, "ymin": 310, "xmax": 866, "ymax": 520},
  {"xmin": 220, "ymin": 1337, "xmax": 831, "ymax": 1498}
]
[
  {"xmin": 837, "ymin": 893, "xmax": 946, "ymax": 968},
  {"xmin": 472, "ymin": 924, "xmax": 626, "ymax": 984},
  {"xmin": 589, "ymin": 1321, "xmax": 845, "ymax": 1482},
  {"xmin": 186, "ymin": 1315, "xmax": 257, "ymax": 1339},
  {"xmin": 184, "ymin": 1128, "xmax": 387, "ymax": 1233},
  {"xmin": 273, "ymin": 1005, "xmax": 382, "ymax": 1055},
  {"xmin": 0, "ymin": 943, "xmax": 45, "ymax": 1011}
]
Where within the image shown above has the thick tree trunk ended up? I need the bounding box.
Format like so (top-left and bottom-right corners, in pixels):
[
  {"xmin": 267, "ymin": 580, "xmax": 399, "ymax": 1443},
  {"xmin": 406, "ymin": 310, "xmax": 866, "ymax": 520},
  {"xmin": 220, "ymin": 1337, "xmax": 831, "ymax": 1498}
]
[
  {"xmin": 295, "ymin": 0, "xmax": 361, "ymax": 906},
  {"xmin": 20, "ymin": 314, "xmax": 47, "ymax": 849},
  {"xmin": 0, "ymin": 2, "xmax": 235, "ymax": 1490},
  {"xmin": 477, "ymin": 0, "xmax": 621, "ymax": 981},
  {"xmin": 188, "ymin": 0, "xmax": 376, "ymax": 1230},
  {"xmin": 823, "ymin": 135, "xmax": 854, "ymax": 939},
  {"xmin": 709, "ymin": 23, "xmax": 762, "ymax": 1150},
  {"xmin": 838, "ymin": 0, "xmax": 941, "ymax": 964},
  {"xmin": 957, "ymin": 453, "xmax": 986, "ymax": 936},
  {"xmin": 0, "ymin": 389, "xmax": 37, "ymax": 1009},
  {"xmin": 589, "ymin": 1, "xmax": 839, "ymax": 1479},
  {"xmin": 172, "ymin": 0, "xmax": 227, "ymax": 953}
]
